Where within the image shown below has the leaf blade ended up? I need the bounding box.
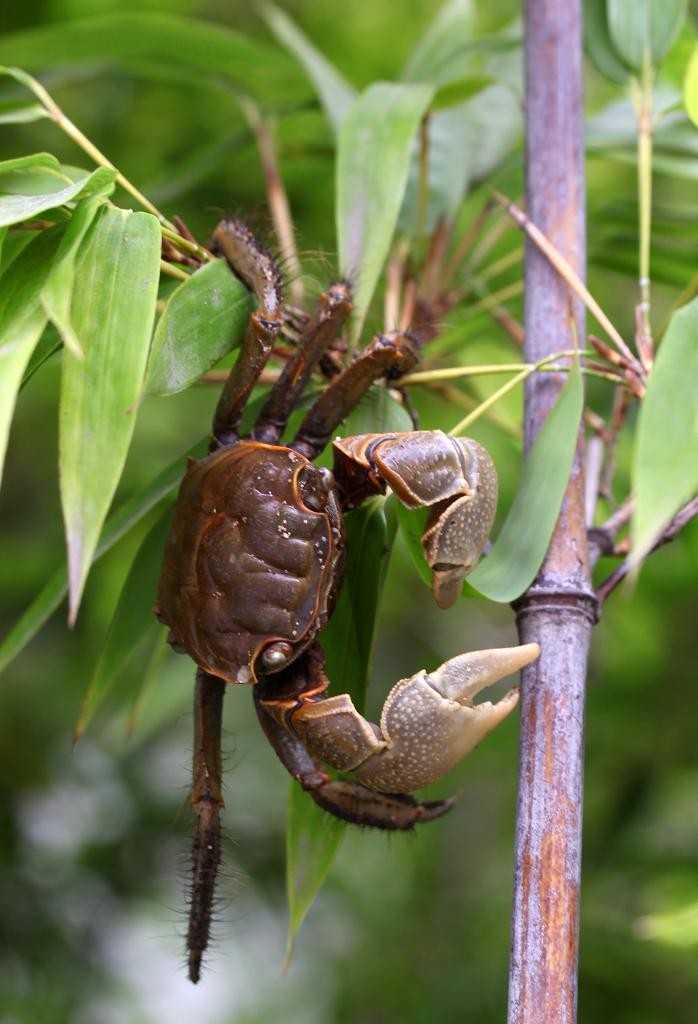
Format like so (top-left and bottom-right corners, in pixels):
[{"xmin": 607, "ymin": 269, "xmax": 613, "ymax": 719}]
[
  {"xmin": 262, "ymin": 3, "xmax": 357, "ymax": 133},
  {"xmin": 607, "ymin": 0, "xmax": 687, "ymax": 71},
  {"xmin": 0, "ymin": 14, "xmax": 308, "ymax": 106},
  {"xmin": 74, "ymin": 508, "xmax": 173, "ymax": 740},
  {"xmin": 145, "ymin": 259, "xmax": 253, "ymax": 396},
  {"xmin": 466, "ymin": 363, "xmax": 584, "ymax": 602},
  {"xmin": 0, "ymin": 147, "xmax": 115, "ymax": 228},
  {"xmin": 632, "ymin": 297, "xmax": 698, "ymax": 562},
  {"xmin": 41, "ymin": 194, "xmax": 109, "ymax": 357},
  {"xmin": 0, "ymin": 227, "xmax": 64, "ymax": 486},
  {"xmin": 337, "ymin": 81, "xmax": 433, "ymax": 340},
  {"xmin": 59, "ymin": 205, "xmax": 161, "ymax": 622},
  {"xmin": 0, "ymin": 439, "xmax": 207, "ymax": 676}
]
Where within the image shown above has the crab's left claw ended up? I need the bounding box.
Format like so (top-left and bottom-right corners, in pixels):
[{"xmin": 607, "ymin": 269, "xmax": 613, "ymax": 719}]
[
  {"xmin": 292, "ymin": 643, "xmax": 540, "ymax": 795},
  {"xmin": 333, "ymin": 431, "xmax": 498, "ymax": 610}
]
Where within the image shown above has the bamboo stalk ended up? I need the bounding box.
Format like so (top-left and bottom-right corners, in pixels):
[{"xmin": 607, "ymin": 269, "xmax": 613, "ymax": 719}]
[{"xmin": 507, "ymin": 5, "xmax": 597, "ymax": 1024}]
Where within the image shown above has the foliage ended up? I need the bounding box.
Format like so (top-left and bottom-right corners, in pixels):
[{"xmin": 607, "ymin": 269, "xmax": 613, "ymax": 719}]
[{"xmin": 0, "ymin": 1, "xmax": 697, "ymax": 1022}]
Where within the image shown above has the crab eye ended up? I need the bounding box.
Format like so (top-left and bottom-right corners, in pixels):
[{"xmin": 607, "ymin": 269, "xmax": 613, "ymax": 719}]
[
  {"xmin": 261, "ymin": 641, "xmax": 294, "ymax": 672},
  {"xmin": 298, "ymin": 467, "xmax": 327, "ymax": 512}
]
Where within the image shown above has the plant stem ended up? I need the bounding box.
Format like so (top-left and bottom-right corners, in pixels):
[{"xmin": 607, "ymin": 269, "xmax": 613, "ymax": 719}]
[
  {"xmin": 507, "ymin": 6, "xmax": 596, "ymax": 1024},
  {"xmin": 14, "ymin": 69, "xmax": 174, "ymax": 227},
  {"xmin": 446, "ymin": 349, "xmax": 592, "ymax": 434},
  {"xmin": 160, "ymin": 260, "xmax": 190, "ymax": 282},
  {"xmin": 635, "ymin": 52, "xmax": 654, "ymax": 370},
  {"xmin": 240, "ymin": 97, "xmax": 303, "ymax": 306},
  {"xmin": 449, "ymin": 366, "xmax": 530, "ymax": 435},
  {"xmin": 416, "ymin": 113, "xmax": 430, "ymax": 239},
  {"xmin": 492, "ymin": 189, "xmax": 638, "ymax": 370},
  {"xmin": 7, "ymin": 66, "xmax": 213, "ymax": 263}
]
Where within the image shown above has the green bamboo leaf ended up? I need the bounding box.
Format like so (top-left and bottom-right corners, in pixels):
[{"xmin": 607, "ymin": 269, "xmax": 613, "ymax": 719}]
[
  {"xmin": 0, "ymin": 14, "xmax": 308, "ymax": 106},
  {"xmin": 0, "ymin": 227, "xmax": 63, "ymax": 487},
  {"xmin": 399, "ymin": 11, "xmax": 521, "ymax": 234},
  {"xmin": 0, "ymin": 157, "xmax": 115, "ymax": 228},
  {"xmin": 632, "ymin": 297, "xmax": 698, "ymax": 563},
  {"xmin": 75, "ymin": 509, "xmax": 173, "ymax": 740},
  {"xmin": 431, "ymin": 74, "xmax": 493, "ymax": 109},
  {"xmin": 41, "ymin": 195, "xmax": 110, "ymax": 357},
  {"xmin": 0, "ymin": 152, "xmax": 61, "ymax": 176},
  {"xmin": 607, "ymin": 0, "xmax": 686, "ymax": 71},
  {"xmin": 145, "ymin": 259, "xmax": 253, "ymax": 396},
  {"xmin": 337, "ymin": 82, "xmax": 433, "ymax": 340},
  {"xmin": 0, "ymin": 439, "xmax": 207, "ymax": 677},
  {"xmin": 262, "ymin": 3, "xmax": 357, "ymax": 134},
  {"xmin": 394, "ymin": 501, "xmax": 432, "ymax": 589},
  {"xmin": 125, "ymin": 625, "xmax": 169, "ymax": 739},
  {"xmin": 20, "ymin": 326, "xmax": 62, "ymax": 389},
  {"xmin": 285, "ymin": 787, "xmax": 345, "ymax": 964},
  {"xmin": 400, "ymin": 83, "xmax": 521, "ymax": 234},
  {"xmin": 403, "ymin": 0, "xmax": 478, "ymax": 87},
  {"xmin": 286, "ymin": 387, "xmax": 409, "ymax": 957},
  {"xmin": 0, "ymin": 102, "xmax": 47, "ymax": 124},
  {"xmin": 683, "ymin": 44, "xmax": 698, "ymax": 126},
  {"xmin": 59, "ymin": 205, "xmax": 161, "ymax": 624},
  {"xmin": 584, "ymin": 0, "xmax": 631, "ymax": 83},
  {"xmin": 0, "ymin": 232, "xmax": 37, "ymax": 277},
  {"xmin": 467, "ymin": 363, "xmax": 584, "ymax": 602}
]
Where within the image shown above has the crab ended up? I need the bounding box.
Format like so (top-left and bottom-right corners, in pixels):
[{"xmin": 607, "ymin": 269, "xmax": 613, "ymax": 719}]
[{"xmin": 155, "ymin": 219, "xmax": 539, "ymax": 982}]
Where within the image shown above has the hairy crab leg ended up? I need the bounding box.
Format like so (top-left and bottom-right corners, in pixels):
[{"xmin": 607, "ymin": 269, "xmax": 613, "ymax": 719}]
[
  {"xmin": 252, "ymin": 281, "xmax": 353, "ymax": 444},
  {"xmin": 254, "ymin": 648, "xmax": 452, "ymax": 829},
  {"xmin": 210, "ymin": 220, "xmax": 284, "ymax": 448},
  {"xmin": 290, "ymin": 330, "xmax": 421, "ymax": 460},
  {"xmin": 188, "ymin": 669, "xmax": 226, "ymax": 983},
  {"xmin": 333, "ymin": 430, "xmax": 498, "ymax": 608}
]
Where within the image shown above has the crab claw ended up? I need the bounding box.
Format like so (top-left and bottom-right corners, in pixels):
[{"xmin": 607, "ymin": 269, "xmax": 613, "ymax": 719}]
[{"xmin": 292, "ymin": 643, "xmax": 540, "ymax": 796}]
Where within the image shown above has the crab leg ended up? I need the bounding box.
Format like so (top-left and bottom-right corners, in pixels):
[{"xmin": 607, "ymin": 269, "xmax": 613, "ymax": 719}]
[
  {"xmin": 252, "ymin": 281, "xmax": 353, "ymax": 444},
  {"xmin": 210, "ymin": 220, "xmax": 284, "ymax": 447},
  {"xmin": 333, "ymin": 430, "xmax": 498, "ymax": 608},
  {"xmin": 254, "ymin": 647, "xmax": 452, "ymax": 829},
  {"xmin": 290, "ymin": 330, "xmax": 420, "ymax": 460},
  {"xmin": 188, "ymin": 670, "xmax": 226, "ymax": 983},
  {"xmin": 290, "ymin": 644, "xmax": 540, "ymax": 795}
]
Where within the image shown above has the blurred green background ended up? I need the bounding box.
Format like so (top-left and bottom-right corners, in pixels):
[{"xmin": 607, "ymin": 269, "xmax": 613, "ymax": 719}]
[{"xmin": 1, "ymin": 1, "xmax": 698, "ymax": 1022}]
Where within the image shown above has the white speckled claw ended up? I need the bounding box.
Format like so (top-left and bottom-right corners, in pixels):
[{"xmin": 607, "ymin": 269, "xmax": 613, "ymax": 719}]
[{"xmin": 292, "ymin": 643, "xmax": 540, "ymax": 796}]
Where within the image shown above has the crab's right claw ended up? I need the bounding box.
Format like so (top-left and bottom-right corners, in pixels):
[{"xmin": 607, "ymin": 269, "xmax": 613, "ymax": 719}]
[{"xmin": 292, "ymin": 643, "xmax": 540, "ymax": 797}]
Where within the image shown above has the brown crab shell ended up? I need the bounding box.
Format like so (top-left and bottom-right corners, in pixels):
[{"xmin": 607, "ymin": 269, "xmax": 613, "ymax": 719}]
[{"xmin": 155, "ymin": 441, "xmax": 344, "ymax": 685}]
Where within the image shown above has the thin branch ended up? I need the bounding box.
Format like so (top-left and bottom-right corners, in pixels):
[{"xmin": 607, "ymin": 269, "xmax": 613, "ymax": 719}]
[
  {"xmin": 457, "ymin": 274, "xmax": 525, "ymax": 346},
  {"xmin": 425, "ymin": 380, "xmax": 520, "ymax": 439},
  {"xmin": 9, "ymin": 66, "xmax": 175, "ymax": 229},
  {"xmin": 160, "ymin": 260, "xmax": 190, "ymax": 282},
  {"xmin": 467, "ymin": 198, "xmax": 518, "ymax": 270},
  {"xmin": 588, "ymin": 498, "xmax": 635, "ymax": 567},
  {"xmin": 584, "ymin": 435, "xmax": 604, "ymax": 527},
  {"xmin": 492, "ymin": 189, "xmax": 641, "ymax": 371},
  {"xmin": 416, "ymin": 113, "xmax": 431, "ymax": 241},
  {"xmin": 445, "ymin": 199, "xmax": 494, "ymax": 284},
  {"xmin": 633, "ymin": 58, "xmax": 655, "ymax": 372},
  {"xmin": 239, "ymin": 98, "xmax": 303, "ymax": 306},
  {"xmin": 596, "ymin": 497, "xmax": 698, "ymax": 603},
  {"xmin": 599, "ymin": 386, "xmax": 632, "ymax": 502},
  {"xmin": 385, "ymin": 241, "xmax": 408, "ymax": 331},
  {"xmin": 479, "ymin": 245, "xmax": 523, "ymax": 282}
]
